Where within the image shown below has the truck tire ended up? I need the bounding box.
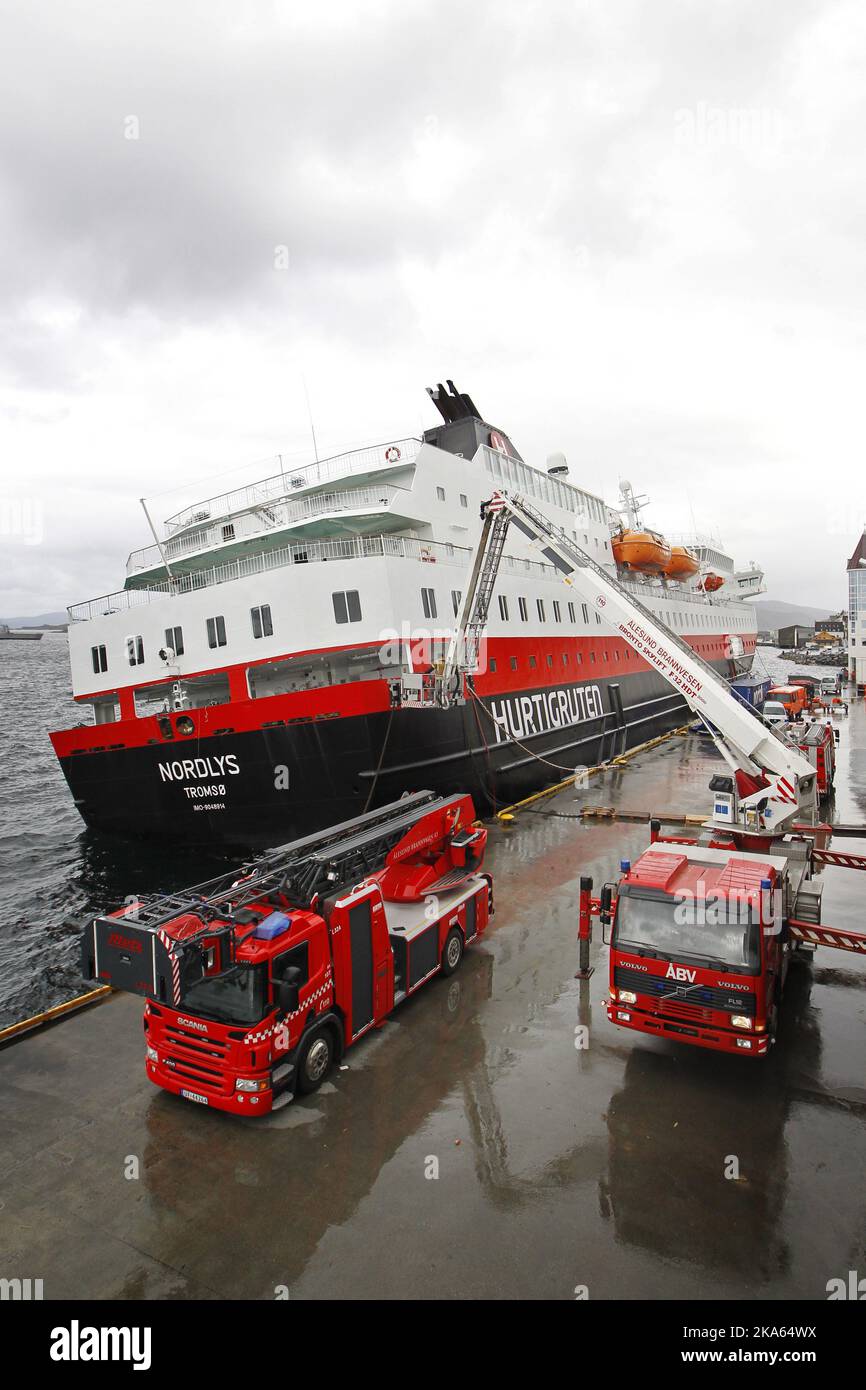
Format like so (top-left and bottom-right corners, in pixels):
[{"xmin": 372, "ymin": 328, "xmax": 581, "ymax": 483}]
[
  {"xmin": 296, "ymin": 1027, "xmax": 334, "ymax": 1095},
  {"xmin": 440, "ymin": 927, "xmax": 464, "ymax": 977}
]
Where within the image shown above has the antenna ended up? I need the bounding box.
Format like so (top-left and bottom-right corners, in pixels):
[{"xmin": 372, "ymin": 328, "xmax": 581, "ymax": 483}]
[
  {"xmin": 140, "ymin": 498, "xmax": 174, "ymax": 578},
  {"xmin": 301, "ymin": 375, "xmax": 319, "ymax": 463}
]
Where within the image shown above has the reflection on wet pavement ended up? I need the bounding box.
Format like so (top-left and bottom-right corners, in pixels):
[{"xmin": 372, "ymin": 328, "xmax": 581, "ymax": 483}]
[{"xmin": 1, "ymin": 709, "xmax": 864, "ymax": 1300}]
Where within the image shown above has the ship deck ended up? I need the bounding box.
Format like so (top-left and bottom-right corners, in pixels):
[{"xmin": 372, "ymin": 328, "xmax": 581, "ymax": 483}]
[{"xmin": 2, "ymin": 703, "xmax": 865, "ymax": 1300}]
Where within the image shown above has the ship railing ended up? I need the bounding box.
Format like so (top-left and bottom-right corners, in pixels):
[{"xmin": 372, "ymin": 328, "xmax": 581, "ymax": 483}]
[
  {"xmin": 162, "ymin": 437, "xmax": 422, "ymax": 535},
  {"xmin": 127, "ymin": 484, "xmax": 414, "ymax": 576},
  {"xmin": 68, "ymin": 533, "xmax": 742, "ymax": 624},
  {"xmin": 70, "ymin": 533, "xmax": 482, "ymax": 621}
]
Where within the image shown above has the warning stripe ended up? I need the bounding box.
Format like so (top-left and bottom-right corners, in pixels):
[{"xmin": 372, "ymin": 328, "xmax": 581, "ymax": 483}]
[
  {"xmin": 789, "ymin": 922, "xmax": 866, "ymax": 954},
  {"xmin": 156, "ymin": 929, "xmax": 181, "ymax": 1005}
]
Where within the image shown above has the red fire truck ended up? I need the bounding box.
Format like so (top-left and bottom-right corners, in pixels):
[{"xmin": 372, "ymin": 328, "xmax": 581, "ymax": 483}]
[
  {"xmin": 402, "ymin": 488, "xmax": 866, "ymax": 1059},
  {"xmin": 81, "ymin": 791, "xmax": 492, "ymax": 1114}
]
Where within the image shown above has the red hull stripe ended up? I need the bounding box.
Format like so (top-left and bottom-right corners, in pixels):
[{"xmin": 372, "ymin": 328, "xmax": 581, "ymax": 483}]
[{"xmin": 51, "ymin": 631, "xmax": 755, "ymax": 757}]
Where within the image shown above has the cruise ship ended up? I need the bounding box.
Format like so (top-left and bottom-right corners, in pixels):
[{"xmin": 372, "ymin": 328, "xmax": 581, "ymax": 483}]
[{"xmin": 50, "ymin": 383, "xmax": 764, "ymax": 845}]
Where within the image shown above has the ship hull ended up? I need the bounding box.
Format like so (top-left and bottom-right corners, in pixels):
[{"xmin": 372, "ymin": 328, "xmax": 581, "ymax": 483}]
[{"xmin": 53, "ymin": 660, "xmax": 738, "ymax": 847}]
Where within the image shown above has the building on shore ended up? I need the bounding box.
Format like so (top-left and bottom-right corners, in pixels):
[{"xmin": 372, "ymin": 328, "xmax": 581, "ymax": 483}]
[
  {"xmin": 778, "ymin": 623, "xmax": 811, "ymax": 649},
  {"xmin": 814, "ymin": 613, "xmax": 846, "ymax": 642},
  {"xmin": 847, "ymin": 533, "xmax": 866, "ymax": 687}
]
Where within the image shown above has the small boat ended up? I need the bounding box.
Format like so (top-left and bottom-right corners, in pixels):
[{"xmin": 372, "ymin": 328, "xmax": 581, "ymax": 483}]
[
  {"xmin": 663, "ymin": 545, "xmax": 699, "ymax": 579},
  {"xmin": 699, "ymin": 573, "xmax": 724, "ymax": 593},
  {"xmin": 0, "ymin": 624, "xmax": 42, "ymax": 641},
  {"xmin": 611, "ymin": 528, "xmax": 672, "ymax": 573}
]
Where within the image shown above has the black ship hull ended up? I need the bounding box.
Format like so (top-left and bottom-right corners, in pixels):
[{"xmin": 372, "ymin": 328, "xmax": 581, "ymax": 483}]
[{"xmin": 55, "ymin": 665, "xmax": 725, "ymax": 849}]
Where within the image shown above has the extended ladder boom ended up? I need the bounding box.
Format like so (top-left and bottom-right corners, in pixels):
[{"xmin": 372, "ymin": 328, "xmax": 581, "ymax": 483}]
[{"xmin": 434, "ymin": 490, "xmax": 817, "ymax": 832}]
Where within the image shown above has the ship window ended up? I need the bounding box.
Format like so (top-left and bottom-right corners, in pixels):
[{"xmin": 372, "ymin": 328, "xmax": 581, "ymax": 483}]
[
  {"xmin": 581, "ymin": 604, "xmax": 589, "ymax": 624},
  {"xmin": 510, "ymin": 656, "xmax": 518, "ymax": 670},
  {"xmin": 333, "ymin": 591, "xmax": 362, "ymax": 624},
  {"xmin": 421, "ymin": 587, "xmax": 437, "ymax": 620},
  {"xmin": 91, "ymin": 644, "xmax": 108, "ymax": 674},
  {"xmin": 537, "ymin": 599, "xmax": 546, "ymax": 622},
  {"xmin": 436, "ymin": 486, "xmax": 446, "ymax": 502},
  {"xmin": 460, "ymin": 493, "xmax": 468, "ymax": 508},
  {"xmin": 126, "ymin": 635, "xmax": 145, "ymax": 666},
  {"xmin": 221, "ymin": 523, "xmax": 236, "ymax": 542},
  {"xmin": 206, "ymin": 616, "xmax": 227, "ymax": 649},
  {"xmin": 529, "ymin": 655, "xmax": 537, "ymax": 668},
  {"xmin": 489, "ymin": 658, "xmax": 497, "ymax": 673},
  {"xmin": 553, "ymin": 601, "xmax": 561, "ymax": 622},
  {"xmin": 251, "ymin": 604, "xmax": 274, "ymax": 639},
  {"xmin": 590, "ymin": 652, "xmax": 596, "ymax": 664},
  {"xmin": 164, "ymin": 626, "xmax": 184, "ymax": 657},
  {"xmin": 498, "ymin": 595, "xmax": 509, "ymax": 622},
  {"xmin": 547, "ymin": 654, "xmax": 553, "ymax": 668},
  {"xmin": 562, "ymin": 653, "xmax": 569, "ymax": 666},
  {"xmin": 518, "ymin": 597, "xmax": 528, "ymax": 622},
  {"xmin": 451, "ymin": 590, "xmax": 462, "ymax": 617},
  {"xmin": 577, "ymin": 652, "xmax": 583, "ymax": 664},
  {"xmin": 568, "ymin": 602, "xmax": 576, "ymax": 623}
]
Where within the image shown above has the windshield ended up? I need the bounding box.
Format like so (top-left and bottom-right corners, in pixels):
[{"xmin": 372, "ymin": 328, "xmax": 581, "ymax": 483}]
[
  {"xmin": 614, "ymin": 892, "xmax": 760, "ymax": 971},
  {"xmin": 179, "ymin": 964, "xmax": 268, "ymax": 1025}
]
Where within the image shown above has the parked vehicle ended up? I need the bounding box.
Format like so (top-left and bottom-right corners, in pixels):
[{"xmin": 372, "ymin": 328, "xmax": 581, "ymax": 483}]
[{"xmin": 762, "ymin": 700, "xmax": 789, "ymax": 726}]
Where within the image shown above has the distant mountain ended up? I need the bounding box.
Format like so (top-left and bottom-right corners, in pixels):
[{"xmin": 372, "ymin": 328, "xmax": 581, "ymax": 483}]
[
  {"xmin": 0, "ymin": 611, "xmax": 67, "ymax": 627},
  {"xmin": 754, "ymin": 600, "xmax": 837, "ymax": 632}
]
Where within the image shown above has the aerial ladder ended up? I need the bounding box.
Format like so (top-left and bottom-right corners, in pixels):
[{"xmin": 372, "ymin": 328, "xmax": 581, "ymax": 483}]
[
  {"xmin": 398, "ymin": 489, "xmax": 819, "ymax": 842},
  {"xmin": 394, "ymin": 489, "xmax": 866, "ymax": 1055},
  {"xmin": 80, "ymin": 789, "xmax": 479, "ymax": 1006}
]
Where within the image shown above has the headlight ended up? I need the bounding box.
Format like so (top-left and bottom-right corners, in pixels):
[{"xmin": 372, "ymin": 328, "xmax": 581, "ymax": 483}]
[
  {"xmin": 731, "ymin": 1015, "xmax": 752, "ymax": 1030},
  {"xmin": 619, "ymin": 989, "xmax": 637, "ymax": 1004},
  {"xmin": 235, "ymin": 1077, "xmax": 268, "ymax": 1093},
  {"xmin": 146, "ymin": 1045, "xmax": 158, "ymax": 1062}
]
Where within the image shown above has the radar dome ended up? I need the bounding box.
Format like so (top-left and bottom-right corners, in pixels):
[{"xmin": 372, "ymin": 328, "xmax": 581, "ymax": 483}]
[{"xmin": 546, "ymin": 451, "xmax": 569, "ymax": 478}]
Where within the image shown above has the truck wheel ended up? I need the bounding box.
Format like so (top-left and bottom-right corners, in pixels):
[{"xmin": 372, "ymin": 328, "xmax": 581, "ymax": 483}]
[
  {"xmin": 440, "ymin": 928, "xmax": 464, "ymax": 977},
  {"xmin": 296, "ymin": 1029, "xmax": 334, "ymax": 1095}
]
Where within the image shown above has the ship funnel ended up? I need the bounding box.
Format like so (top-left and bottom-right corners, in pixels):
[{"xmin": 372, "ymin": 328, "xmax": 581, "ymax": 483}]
[{"xmin": 546, "ymin": 451, "xmax": 569, "ymax": 478}]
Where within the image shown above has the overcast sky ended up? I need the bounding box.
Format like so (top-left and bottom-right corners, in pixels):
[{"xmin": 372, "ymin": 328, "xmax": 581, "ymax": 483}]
[{"xmin": 1, "ymin": 0, "xmax": 864, "ymax": 616}]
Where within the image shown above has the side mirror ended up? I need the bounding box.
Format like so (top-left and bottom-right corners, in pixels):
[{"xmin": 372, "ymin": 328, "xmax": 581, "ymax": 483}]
[
  {"xmin": 277, "ymin": 979, "xmax": 299, "ymax": 1015},
  {"xmin": 600, "ymin": 884, "xmax": 613, "ymax": 945}
]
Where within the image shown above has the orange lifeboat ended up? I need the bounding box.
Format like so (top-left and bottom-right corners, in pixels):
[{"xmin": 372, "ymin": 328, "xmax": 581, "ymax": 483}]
[
  {"xmin": 699, "ymin": 573, "xmax": 724, "ymax": 593},
  {"xmin": 662, "ymin": 545, "xmax": 699, "ymax": 579},
  {"xmin": 611, "ymin": 529, "xmax": 671, "ymax": 573}
]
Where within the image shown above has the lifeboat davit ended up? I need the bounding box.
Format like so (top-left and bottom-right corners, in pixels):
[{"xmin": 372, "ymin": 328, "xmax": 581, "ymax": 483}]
[
  {"xmin": 699, "ymin": 573, "xmax": 724, "ymax": 593},
  {"xmin": 662, "ymin": 545, "xmax": 699, "ymax": 580},
  {"xmin": 611, "ymin": 529, "xmax": 671, "ymax": 573}
]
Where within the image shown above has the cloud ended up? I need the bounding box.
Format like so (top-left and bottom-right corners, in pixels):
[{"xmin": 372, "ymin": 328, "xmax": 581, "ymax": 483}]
[{"xmin": 1, "ymin": 0, "xmax": 865, "ymax": 613}]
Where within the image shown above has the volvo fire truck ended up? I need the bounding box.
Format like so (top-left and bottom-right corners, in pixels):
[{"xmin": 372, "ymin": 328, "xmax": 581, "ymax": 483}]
[
  {"xmin": 80, "ymin": 791, "xmax": 492, "ymax": 1113},
  {"xmin": 400, "ymin": 489, "xmax": 866, "ymax": 1057}
]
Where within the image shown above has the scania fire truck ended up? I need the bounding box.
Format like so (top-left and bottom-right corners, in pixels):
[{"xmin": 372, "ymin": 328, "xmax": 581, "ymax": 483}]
[
  {"xmin": 400, "ymin": 488, "xmax": 866, "ymax": 1058},
  {"xmin": 80, "ymin": 790, "xmax": 492, "ymax": 1113}
]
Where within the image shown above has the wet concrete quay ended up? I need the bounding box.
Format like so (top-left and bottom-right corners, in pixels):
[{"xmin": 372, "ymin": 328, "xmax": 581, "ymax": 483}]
[{"xmin": 2, "ymin": 707, "xmax": 865, "ymax": 1301}]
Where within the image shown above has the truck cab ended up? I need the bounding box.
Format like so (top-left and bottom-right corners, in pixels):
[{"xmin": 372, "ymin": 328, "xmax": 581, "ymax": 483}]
[
  {"xmin": 605, "ymin": 842, "xmax": 817, "ymax": 1056},
  {"xmin": 767, "ymin": 685, "xmax": 808, "ymax": 719}
]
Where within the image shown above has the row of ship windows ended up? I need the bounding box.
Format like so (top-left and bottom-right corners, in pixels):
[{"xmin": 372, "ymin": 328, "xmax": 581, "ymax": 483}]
[
  {"xmin": 435, "ymin": 487, "xmax": 469, "ymax": 507},
  {"xmin": 90, "ymin": 589, "xmax": 597, "ymax": 675},
  {"xmin": 90, "ymin": 601, "xmax": 278, "ymax": 672},
  {"xmin": 90, "ymin": 584, "xmax": 745, "ymax": 674},
  {"xmin": 434, "ymin": 479, "xmax": 611, "ymax": 554}
]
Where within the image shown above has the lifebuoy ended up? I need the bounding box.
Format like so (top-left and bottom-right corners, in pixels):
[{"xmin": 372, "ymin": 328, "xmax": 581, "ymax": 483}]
[{"xmin": 384, "ymin": 445, "xmax": 401, "ymax": 462}]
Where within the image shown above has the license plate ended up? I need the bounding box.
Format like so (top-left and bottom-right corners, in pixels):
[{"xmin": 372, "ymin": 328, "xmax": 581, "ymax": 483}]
[{"xmin": 181, "ymin": 1089, "xmax": 209, "ymax": 1105}]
